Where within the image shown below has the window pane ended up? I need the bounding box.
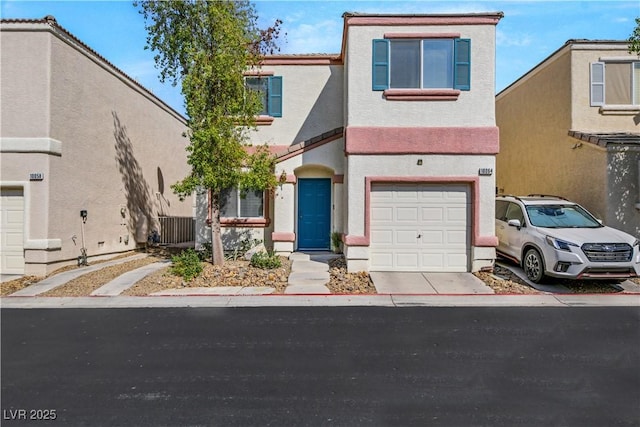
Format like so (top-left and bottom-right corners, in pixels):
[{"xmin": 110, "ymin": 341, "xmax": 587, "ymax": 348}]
[
  {"xmin": 495, "ymin": 201, "xmax": 509, "ymax": 221},
  {"xmin": 605, "ymin": 62, "xmax": 631, "ymax": 105},
  {"xmin": 245, "ymin": 77, "xmax": 268, "ymax": 115},
  {"xmin": 239, "ymin": 190, "xmax": 264, "ymax": 218},
  {"xmin": 220, "ymin": 188, "xmax": 238, "ymax": 217},
  {"xmin": 423, "ymin": 39, "xmax": 453, "ymax": 89},
  {"xmin": 390, "ymin": 40, "xmax": 420, "ymax": 88}
]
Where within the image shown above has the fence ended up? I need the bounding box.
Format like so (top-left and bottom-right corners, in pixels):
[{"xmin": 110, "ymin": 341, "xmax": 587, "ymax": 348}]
[{"xmin": 157, "ymin": 216, "xmax": 195, "ymax": 245}]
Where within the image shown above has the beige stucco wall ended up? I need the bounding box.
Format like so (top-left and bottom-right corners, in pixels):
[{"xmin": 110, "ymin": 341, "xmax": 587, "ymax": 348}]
[
  {"xmin": 570, "ymin": 43, "xmax": 639, "ymax": 132},
  {"xmin": 0, "ymin": 22, "xmax": 192, "ymax": 275},
  {"xmin": 497, "ymin": 42, "xmax": 639, "ymax": 236},
  {"xmin": 345, "ymin": 24, "xmax": 497, "ymax": 128},
  {"xmin": 496, "ymin": 45, "xmax": 577, "ymax": 198}
]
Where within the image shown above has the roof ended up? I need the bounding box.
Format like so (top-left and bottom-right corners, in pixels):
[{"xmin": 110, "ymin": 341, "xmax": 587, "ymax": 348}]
[
  {"xmin": 568, "ymin": 131, "xmax": 640, "ymax": 148},
  {"xmin": 0, "ymin": 16, "xmax": 185, "ymax": 122}
]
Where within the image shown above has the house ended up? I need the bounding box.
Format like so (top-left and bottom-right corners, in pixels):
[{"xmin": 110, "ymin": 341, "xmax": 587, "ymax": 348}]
[
  {"xmin": 496, "ymin": 40, "xmax": 640, "ymax": 238},
  {"xmin": 0, "ymin": 16, "xmax": 193, "ymax": 276},
  {"xmin": 197, "ymin": 12, "xmax": 503, "ymax": 272}
]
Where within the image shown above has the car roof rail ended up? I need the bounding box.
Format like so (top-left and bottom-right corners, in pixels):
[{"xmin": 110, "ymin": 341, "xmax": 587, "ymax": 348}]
[
  {"xmin": 526, "ymin": 194, "xmax": 568, "ymax": 200},
  {"xmin": 496, "ymin": 194, "xmax": 523, "ymax": 201}
]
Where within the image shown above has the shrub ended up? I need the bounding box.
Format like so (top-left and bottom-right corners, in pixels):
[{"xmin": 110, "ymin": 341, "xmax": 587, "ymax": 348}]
[
  {"xmin": 170, "ymin": 249, "xmax": 203, "ymax": 281},
  {"xmin": 197, "ymin": 243, "xmax": 212, "ymax": 261},
  {"xmin": 250, "ymin": 251, "xmax": 282, "ymax": 269}
]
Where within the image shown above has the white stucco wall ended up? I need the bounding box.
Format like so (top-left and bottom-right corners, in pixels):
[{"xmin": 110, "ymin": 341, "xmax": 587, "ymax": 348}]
[
  {"xmin": 344, "ymin": 24, "xmax": 497, "ymax": 128},
  {"xmin": 248, "ymin": 64, "xmax": 344, "ymax": 146}
]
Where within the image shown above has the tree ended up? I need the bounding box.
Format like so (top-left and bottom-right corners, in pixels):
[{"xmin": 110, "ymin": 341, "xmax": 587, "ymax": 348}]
[
  {"xmin": 135, "ymin": 0, "xmax": 281, "ymax": 264},
  {"xmin": 629, "ymin": 17, "xmax": 640, "ymax": 55}
]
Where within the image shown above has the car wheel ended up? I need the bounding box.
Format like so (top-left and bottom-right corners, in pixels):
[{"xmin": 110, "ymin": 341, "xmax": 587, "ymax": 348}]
[{"xmin": 523, "ymin": 248, "xmax": 545, "ymax": 283}]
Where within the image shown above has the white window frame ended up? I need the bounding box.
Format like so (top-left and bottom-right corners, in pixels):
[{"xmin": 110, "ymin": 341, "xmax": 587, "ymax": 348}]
[
  {"xmin": 389, "ymin": 39, "xmax": 455, "ymax": 90},
  {"xmin": 220, "ymin": 188, "xmax": 265, "ymax": 219}
]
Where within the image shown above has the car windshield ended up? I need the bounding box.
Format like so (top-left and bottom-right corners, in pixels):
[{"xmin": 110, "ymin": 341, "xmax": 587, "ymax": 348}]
[{"xmin": 525, "ymin": 204, "xmax": 602, "ymax": 228}]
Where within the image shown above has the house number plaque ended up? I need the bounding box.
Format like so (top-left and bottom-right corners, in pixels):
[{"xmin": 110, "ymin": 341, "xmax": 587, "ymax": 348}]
[
  {"xmin": 29, "ymin": 172, "xmax": 44, "ymax": 181},
  {"xmin": 478, "ymin": 168, "xmax": 493, "ymax": 176}
]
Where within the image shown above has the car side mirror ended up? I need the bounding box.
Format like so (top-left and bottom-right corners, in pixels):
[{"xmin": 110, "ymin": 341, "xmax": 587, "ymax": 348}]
[{"xmin": 507, "ymin": 219, "xmax": 522, "ymax": 230}]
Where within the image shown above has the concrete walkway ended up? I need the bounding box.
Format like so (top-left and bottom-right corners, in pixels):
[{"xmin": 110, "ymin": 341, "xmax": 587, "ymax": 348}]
[
  {"xmin": 10, "ymin": 254, "xmax": 148, "ymax": 296},
  {"xmin": 285, "ymin": 253, "xmax": 333, "ymax": 294},
  {"xmin": 91, "ymin": 261, "xmax": 170, "ymax": 296}
]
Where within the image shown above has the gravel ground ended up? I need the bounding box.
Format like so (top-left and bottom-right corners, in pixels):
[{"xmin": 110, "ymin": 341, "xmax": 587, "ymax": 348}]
[
  {"xmin": 1, "ymin": 248, "xmax": 627, "ymax": 297},
  {"xmin": 123, "ymin": 257, "xmax": 292, "ymax": 296}
]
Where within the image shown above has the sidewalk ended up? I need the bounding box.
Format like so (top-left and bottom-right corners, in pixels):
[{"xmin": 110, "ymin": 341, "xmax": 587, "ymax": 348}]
[{"xmin": 3, "ymin": 252, "xmax": 639, "ymax": 307}]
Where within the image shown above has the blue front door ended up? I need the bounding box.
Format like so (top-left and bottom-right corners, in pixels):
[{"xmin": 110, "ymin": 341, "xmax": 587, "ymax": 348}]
[{"xmin": 298, "ymin": 178, "xmax": 331, "ymax": 250}]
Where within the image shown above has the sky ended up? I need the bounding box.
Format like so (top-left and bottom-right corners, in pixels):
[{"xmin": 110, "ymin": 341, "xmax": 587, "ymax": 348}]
[{"xmin": 1, "ymin": 0, "xmax": 638, "ymax": 116}]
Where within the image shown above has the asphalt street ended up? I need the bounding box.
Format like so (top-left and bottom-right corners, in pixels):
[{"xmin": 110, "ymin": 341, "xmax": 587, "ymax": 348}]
[{"xmin": 2, "ymin": 307, "xmax": 639, "ymax": 426}]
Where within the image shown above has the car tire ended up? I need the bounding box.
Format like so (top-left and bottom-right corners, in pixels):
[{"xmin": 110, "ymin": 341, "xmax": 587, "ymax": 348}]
[{"xmin": 523, "ymin": 248, "xmax": 546, "ymax": 283}]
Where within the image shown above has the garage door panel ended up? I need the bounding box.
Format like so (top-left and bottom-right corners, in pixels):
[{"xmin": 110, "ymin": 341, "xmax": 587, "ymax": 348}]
[
  {"xmin": 446, "ymin": 206, "xmax": 468, "ymax": 222},
  {"xmin": 446, "ymin": 230, "xmax": 469, "ymax": 245},
  {"xmin": 421, "ymin": 207, "xmax": 444, "ymax": 222},
  {"xmin": 370, "ymin": 229, "xmax": 393, "ymax": 245},
  {"xmin": 370, "ymin": 253, "xmax": 393, "ymax": 269},
  {"xmin": 396, "ymin": 230, "xmax": 419, "ymax": 245},
  {"xmin": 421, "ymin": 253, "xmax": 445, "ymax": 270},
  {"xmin": 420, "ymin": 230, "xmax": 444, "ymax": 245},
  {"xmin": 370, "ymin": 183, "xmax": 470, "ymax": 272},
  {"xmin": 396, "ymin": 253, "xmax": 419, "ymax": 269},
  {"xmin": 371, "ymin": 206, "xmax": 393, "ymax": 222},
  {"xmin": 1, "ymin": 188, "xmax": 25, "ymax": 274},
  {"xmin": 396, "ymin": 207, "xmax": 418, "ymax": 222}
]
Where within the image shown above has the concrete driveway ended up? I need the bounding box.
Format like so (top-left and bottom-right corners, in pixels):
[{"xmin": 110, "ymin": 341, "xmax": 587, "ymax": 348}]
[{"xmin": 370, "ymin": 272, "xmax": 495, "ymax": 294}]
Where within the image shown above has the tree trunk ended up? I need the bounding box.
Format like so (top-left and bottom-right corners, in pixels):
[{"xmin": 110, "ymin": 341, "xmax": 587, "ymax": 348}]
[{"xmin": 210, "ymin": 191, "xmax": 225, "ymax": 265}]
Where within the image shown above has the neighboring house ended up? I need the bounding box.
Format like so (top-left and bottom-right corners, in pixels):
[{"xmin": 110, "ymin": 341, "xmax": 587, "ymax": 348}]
[
  {"xmin": 0, "ymin": 16, "xmax": 193, "ymax": 276},
  {"xmin": 197, "ymin": 12, "xmax": 503, "ymax": 272},
  {"xmin": 496, "ymin": 40, "xmax": 640, "ymax": 238}
]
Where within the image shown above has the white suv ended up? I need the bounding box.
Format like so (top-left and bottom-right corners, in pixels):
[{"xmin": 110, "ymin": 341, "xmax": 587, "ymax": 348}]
[{"xmin": 495, "ymin": 195, "xmax": 640, "ymax": 283}]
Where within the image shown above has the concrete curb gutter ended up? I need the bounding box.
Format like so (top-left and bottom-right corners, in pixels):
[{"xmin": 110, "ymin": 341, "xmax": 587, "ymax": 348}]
[{"xmin": 1, "ymin": 293, "xmax": 638, "ymax": 308}]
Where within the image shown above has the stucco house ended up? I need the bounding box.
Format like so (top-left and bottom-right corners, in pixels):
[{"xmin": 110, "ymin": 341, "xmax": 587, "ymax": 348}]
[
  {"xmin": 496, "ymin": 40, "xmax": 640, "ymax": 238},
  {"xmin": 0, "ymin": 16, "xmax": 193, "ymax": 276},
  {"xmin": 197, "ymin": 12, "xmax": 503, "ymax": 273}
]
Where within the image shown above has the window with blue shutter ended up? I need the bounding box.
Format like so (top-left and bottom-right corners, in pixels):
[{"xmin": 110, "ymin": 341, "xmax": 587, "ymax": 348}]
[
  {"xmin": 268, "ymin": 76, "xmax": 282, "ymax": 117},
  {"xmin": 454, "ymin": 38, "xmax": 471, "ymax": 90},
  {"xmin": 245, "ymin": 76, "xmax": 283, "ymax": 117},
  {"xmin": 372, "ymin": 37, "xmax": 471, "ymax": 92},
  {"xmin": 372, "ymin": 39, "xmax": 390, "ymax": 90}
]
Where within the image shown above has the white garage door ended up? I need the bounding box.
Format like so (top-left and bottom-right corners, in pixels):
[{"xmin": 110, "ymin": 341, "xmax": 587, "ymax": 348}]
[
  {"xmin": 370, "ymin": 183, "xmax": 470, "ymax": 272},
  {"xmin": 1, "ymin": 188, "xmax": 25, "ymax": 274}
]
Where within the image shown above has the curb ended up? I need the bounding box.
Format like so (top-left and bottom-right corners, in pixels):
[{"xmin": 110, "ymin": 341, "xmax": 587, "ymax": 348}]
[{"xmin": 1, "ymin": 293, "xmax": 639, "ymax": 308}]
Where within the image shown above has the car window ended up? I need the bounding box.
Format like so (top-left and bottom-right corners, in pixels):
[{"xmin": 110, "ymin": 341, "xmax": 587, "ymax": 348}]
[
  {"xmin": 505, "ymin": 202, "xmax": 525, "ymax": 224},
  {"xmin": 525, "ymin": 204, "xmax": 602, "ymax": 228},
  {"xmin": 495, "ymin": 200, "xmax": 509, "ymax": 221}
]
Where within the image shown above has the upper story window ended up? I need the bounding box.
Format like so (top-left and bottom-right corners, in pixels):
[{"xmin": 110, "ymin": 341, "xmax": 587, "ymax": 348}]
[
  {"xmin": 245, "ymin": 76, "xmax": 283, "ymax": 117},
  {"xmin": 590, "ymin": 61, "xmax": 640, "ymax": 107},
  {"xmin": 372, "ymin": 38, "xmax": 471, "ymax": 92}
]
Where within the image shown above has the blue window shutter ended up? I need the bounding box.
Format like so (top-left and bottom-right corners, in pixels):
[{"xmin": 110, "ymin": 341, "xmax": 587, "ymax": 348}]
[
  {"xmin": 454, "ymin": 38, "xmax": 471, "ymax": 91},
  {"xmin": 372, "ymin": 39, "xmax": 389, "ymax": 91},
  {"xmin": 590, "ymin": 62, "xmax": 605, "ymax": 106},
  {"xmin": 268, "ymin": 76, "xmax": 283, "ymax": 117}
]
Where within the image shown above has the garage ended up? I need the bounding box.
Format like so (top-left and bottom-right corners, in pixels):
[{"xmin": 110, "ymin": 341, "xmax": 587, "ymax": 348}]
[
  {"xmin": 1, "ymin": 188, "xmax": 25, "ymax": 275},
  {"xmin": 369, "ymin": 183, "xmax": 471, "ymax": 271}
]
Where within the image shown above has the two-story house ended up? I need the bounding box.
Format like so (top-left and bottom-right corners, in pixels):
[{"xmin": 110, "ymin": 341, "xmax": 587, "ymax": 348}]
[
  {"xmin": 197, "ymin": 12, "xmax": 503, "ymax": 273},
  {"xmin": 1, "ymin": 17, "xmax": 193, "ymax": 276},
  {"xmin": 496, "ymin": 40, "xmax": 640, "ymax": 238}
]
